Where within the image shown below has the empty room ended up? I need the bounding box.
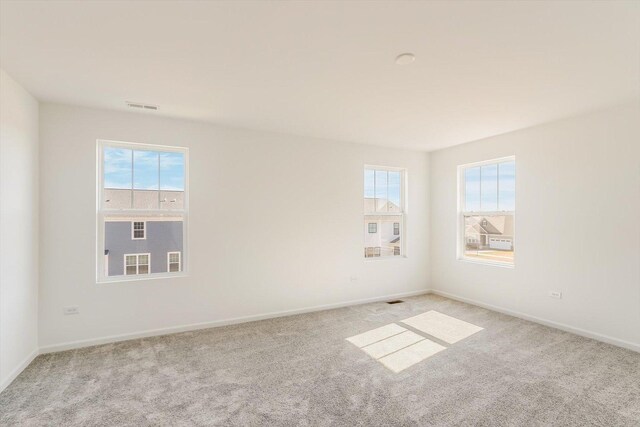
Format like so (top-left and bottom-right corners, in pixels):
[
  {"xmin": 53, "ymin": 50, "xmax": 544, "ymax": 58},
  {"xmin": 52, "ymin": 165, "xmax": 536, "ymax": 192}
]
[{"xmin": 1, "ymin": 1, "xmax": 639, "ymax": 425}]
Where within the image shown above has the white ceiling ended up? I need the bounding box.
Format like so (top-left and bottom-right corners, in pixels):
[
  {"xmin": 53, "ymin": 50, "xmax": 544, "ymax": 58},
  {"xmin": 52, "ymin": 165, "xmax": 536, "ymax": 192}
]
[{"xmin": 1, "ymin": 1, "xmax": 638, "ymax": 151}]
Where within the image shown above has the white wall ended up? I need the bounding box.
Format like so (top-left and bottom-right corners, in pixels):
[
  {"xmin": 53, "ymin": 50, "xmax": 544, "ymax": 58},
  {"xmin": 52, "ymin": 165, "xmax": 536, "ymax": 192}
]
[
  {"xmin": 429, "ymin": 104, "xmax": 640, "ymax": 350},
  {"xmin": 0, "ymin": 69, "xmax": 39, "ymax": 390},
  {"xmin": 38, "ymin": 104, "xmax": 430, "ymax": 350}
]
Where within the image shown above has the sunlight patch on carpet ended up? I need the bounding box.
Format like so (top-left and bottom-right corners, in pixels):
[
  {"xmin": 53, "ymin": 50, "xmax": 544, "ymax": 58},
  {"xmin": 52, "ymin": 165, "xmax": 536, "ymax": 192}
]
[
  {"xmin": 361, "ymin": 330, "xmax": 424, "ymax": 359},
  {"xmin": 347, "ymin": 324, "xmax": 446, "ymax": 372},
  {"xmin": 401, "ymin": 310, "xmax": 483, "ymax": 344},
  {"xmin": 378, "ymin": 339, "xmax": 446, "ymax": 373},
  {"xmin": 346, "ymin": 323, "xmax": 407, "ymax": 348}
]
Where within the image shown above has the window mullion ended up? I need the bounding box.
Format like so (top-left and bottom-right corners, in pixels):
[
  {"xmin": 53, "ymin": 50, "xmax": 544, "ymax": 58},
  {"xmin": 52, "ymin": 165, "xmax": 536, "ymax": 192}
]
[
  {"xmin": 102, "ymin": 209, "xmax": 184, "ymax": 216},
  {"xmin": 385, "ymin": 170, "xmax": 389, "ymax": 213},
  {"xmin": 373, "ymin": 170, "xmax": 377, "ymax": 213},
  {"xmin": 479, "ymin": 166, "xmax": 482, "ymax": 211},
  {"xmin": 130, "ymin": 150, "xmax": 134, "ymax": 209},
  {"xmin": 158, "ymin": 152, "xmax": 161, "ymax": 209},
  {"xmin": 461, "ymin": 210, "xmax": 514, "ymax": 216},
  {"xmin": 497, "ymin": 162, "xmax": 500, "ymax": 210}
]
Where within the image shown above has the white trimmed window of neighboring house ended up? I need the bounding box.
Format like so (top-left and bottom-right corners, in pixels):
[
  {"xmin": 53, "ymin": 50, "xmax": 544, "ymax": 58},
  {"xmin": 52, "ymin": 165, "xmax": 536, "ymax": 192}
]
[
  {"xmin": 364, "ymin": 166, "xmax": 406, "ymax": 258},
  {"xmin": 364, "ymin": 247, "xmax": 381, "ymax": 258},
  {"xmin": 132, "ymin": 221, "xmax": 145, "ymax": 239},
  {"xmin": 167, "ymin": 252, "xmax": 181, "ymax": 272},
  {"xmin": 458, "ymin": 156, "xmax": 515, "ymax": 266},
  {"xmin": 98, "ymin": 140, "xmax": 188, "ymax": 282},
  {"xmin": 124, "ymin": 253, "xmax": 150, "ymax": 275}
]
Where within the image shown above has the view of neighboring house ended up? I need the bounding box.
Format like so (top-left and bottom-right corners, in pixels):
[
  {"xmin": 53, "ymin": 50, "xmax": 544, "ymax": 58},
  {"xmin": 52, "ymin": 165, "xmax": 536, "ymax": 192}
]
[
  {"xmin": 464, "ymin": 215, "xmax": 514, "ymax": 251},
  {"xmin": 104, "ymin": 188, "xmax": 184, "ymax": 276},
  {"xmin": 364, "ymin": 197, "xmax": 402, "ymax": 257}
]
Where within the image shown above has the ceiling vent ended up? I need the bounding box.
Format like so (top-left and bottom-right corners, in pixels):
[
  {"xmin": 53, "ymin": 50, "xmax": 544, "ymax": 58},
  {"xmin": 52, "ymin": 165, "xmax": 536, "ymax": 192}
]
[{"xmin": 126, "ymin": 101, "xmax": 158, "ymax": 111}]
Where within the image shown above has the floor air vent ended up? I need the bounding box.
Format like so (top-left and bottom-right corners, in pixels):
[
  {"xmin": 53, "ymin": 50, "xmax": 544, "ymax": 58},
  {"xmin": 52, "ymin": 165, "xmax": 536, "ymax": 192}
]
[{"xmin": 386, "ymin": 300, "xmax": 404, "ymax": 304}]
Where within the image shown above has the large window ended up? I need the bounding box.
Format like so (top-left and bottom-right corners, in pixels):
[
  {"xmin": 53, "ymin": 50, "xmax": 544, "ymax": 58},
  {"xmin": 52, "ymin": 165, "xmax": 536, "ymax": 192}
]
[
  {"xmin": 364, "ymin": 166, "xmax": 405, "ymax": 258},
  {"xmin": 98, "ymin": 140, "xmax": 188, "ymax": 281},
  {"xmin": 459, "ymin": 157, "xmax": 515, "ymax": 266}
]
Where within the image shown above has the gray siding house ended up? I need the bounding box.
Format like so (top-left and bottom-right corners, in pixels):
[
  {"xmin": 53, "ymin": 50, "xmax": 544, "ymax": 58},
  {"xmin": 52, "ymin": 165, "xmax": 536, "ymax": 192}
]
[{"xmin": 105, "ymin": 220, "xmax": 183, "ymax": 276}]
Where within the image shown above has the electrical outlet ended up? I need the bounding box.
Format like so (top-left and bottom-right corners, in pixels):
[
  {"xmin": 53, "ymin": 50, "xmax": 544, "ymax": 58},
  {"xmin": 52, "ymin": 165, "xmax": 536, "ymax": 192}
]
[
  {"xmin": 63, "ymin": 306, "xmax": 79, "ymax": 315},
  {"xmin": 350, "ymin": 276, "xmax": 358, "ymax": 282},
  {"xmin": 548, "ymin": 291, "xmax": 562, "ymax": 299}
]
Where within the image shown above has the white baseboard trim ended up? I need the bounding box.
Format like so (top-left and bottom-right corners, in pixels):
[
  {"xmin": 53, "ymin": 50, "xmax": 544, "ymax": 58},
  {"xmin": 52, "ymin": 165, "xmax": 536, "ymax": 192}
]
[
  {"xmin": 0, "ymin": 348, "xmax": 39, "ymax": 394},
  {"xmin": 429, "ymin": 289, "xmax": 640, "ymax": 353},
  {"xmin": 39, "ymin": 289, "xmax": 430, "ymax": 354},
  {"xmin": 13, "ymin": 287, "xmax": 636, "ymax": 391}
]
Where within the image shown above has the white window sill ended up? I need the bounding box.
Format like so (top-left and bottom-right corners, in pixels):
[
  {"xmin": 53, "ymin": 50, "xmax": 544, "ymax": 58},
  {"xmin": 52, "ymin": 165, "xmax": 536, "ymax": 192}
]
[
  {"xmin": 457, "ymin": 257, "xmax": 514, "ymax": 269},
  {"xmin": 364, "ymin": 255, "xmax": 408, "ymax": 262},
  {"xmin": 97, "ymin": 272, "xmax": 188, "ymax": 284}
]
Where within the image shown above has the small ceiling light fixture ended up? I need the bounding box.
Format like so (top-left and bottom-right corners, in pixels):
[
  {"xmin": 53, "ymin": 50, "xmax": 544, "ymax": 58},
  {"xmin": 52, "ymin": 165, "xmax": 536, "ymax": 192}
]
[{"xmin": 395, "ymin": 53, "xmax": 416, "ymax": 65}]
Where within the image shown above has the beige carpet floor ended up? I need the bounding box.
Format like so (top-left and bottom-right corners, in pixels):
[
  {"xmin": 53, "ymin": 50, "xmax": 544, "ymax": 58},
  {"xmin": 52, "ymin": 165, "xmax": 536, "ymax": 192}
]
[{"xmin": 1, "ymin": 294, "xmax": 639, "ymax": 426}]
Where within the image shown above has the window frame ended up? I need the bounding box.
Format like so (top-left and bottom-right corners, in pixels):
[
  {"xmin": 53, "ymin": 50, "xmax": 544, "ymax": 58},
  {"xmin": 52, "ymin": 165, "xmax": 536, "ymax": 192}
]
[
  {"xmin": 131, "ymin": 221, "xmax": 146, "ymax": 240},
  {"xmin": 167, "ymin": 251, "xmax": 181, "ymax": 273},
  {"xmin": 124, "ymin": 253, "xmax": 151, "ymax": 276},
  {"xmin": 457, "ymin": 156, "xmax": 515, "ymax": 268},
  {"xmin": 97, "ymin": 139, "xmax": 189, "ymax": 283},
  {"xmin": 368, "ymin": 222, "xmax": 377, "ymax": 233},
  {"xmin": 363, "ymin": 165, "xmax": 407, "ymax": 260}
]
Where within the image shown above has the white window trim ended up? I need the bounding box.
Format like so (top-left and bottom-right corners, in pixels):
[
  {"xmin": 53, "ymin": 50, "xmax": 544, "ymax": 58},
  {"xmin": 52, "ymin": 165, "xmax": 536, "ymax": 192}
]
[
  {"xmin": 364, "ymin": 165, "xmax": 407, "ymax": 261},
  {"xmin": 124, "ymin": 253, "xmax": 151, "ymax": 275},
  {"xmin": 131, "ymin": 221, "xmax": 146, "ymax": 240},
  {"xmin": 97, "ymin": 139, "xmax": 189, "ymax": 283},
  {"xmin": 457, "ymin": 156, "xmax": 515, "ymax": 268},
  {"xmin": 167, "ymin": 251, "xmax": 181, "ymax": 273}
]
